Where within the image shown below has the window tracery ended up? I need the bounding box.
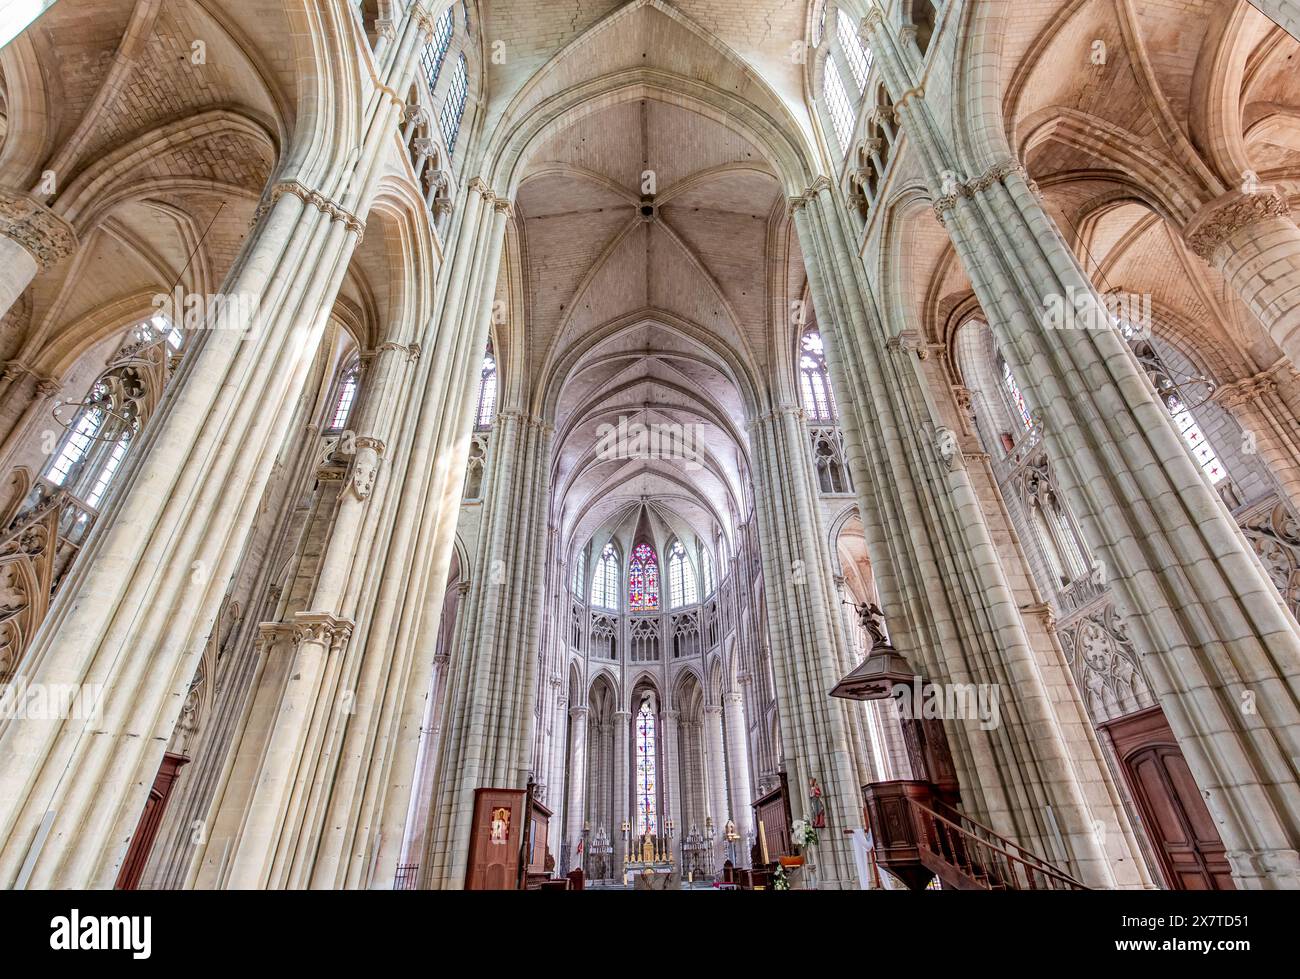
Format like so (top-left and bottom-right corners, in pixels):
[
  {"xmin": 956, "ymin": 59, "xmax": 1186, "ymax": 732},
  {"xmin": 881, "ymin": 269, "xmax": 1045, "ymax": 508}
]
[
  {"xmin": 668, "ymin": 539, "xmax": 697, "ymax": 608},
  {"xmin": 592, "ymin": 543, "xmax": 618, "ymax": 611}
]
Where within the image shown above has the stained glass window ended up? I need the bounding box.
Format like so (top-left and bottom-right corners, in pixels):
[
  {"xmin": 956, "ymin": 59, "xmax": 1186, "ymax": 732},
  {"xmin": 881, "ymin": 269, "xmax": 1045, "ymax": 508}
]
[
  {"xmin": 47, "ymin": 406, "xmax": 105, "ymax": 488},
  {"xmin": 823, "ymin": 58, "xmax": 854, "ymax": 155},
  {"xmin": 592, "ymin": 543, "xmax": 618, "ymax": 610},
  {"xmin": 1161, "ymin": 385, "xmax": 1226, "ymax": 484},
  {"xmin": 668, "ymin": 540, "xmax": 697, "ymax": 608},
  {"xmin": 439, "ymin": 53, "xmax": 469, "ymax": 155},
  {"xmin": 799, "ymin": 329, "xmax": 837, "ymax": 422},
  {"xmin": 628, "ymin": 542, "xmax": 660, "ymax": 611},
  {"xmin": 1002, "ymin": 359, "xmax": 1032, "ymax": 430},
  {"xmin": 635, "ymin": 701, "xmax": 658, "ymax": 836},
  {"xmin": 420, "ymin": 8, "xmax": 454, "ymax": 94},
  {"xmin": 1121, "ymin": 329, "xmax": 1229, "ymax": 486},
  {"xmin": 837, "ymin": 8, "xmax": 872, "ymax": 92},
  {"xmin": 329, "ymin": 363, "xmax": 359, "ymax": 431},
  {"xmin": 475, "ymin": 344, "xmax": 497, "ymax": 429}
]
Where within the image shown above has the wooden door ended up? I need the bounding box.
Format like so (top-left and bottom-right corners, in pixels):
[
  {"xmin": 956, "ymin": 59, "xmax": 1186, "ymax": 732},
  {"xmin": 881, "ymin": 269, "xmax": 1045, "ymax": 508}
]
[{"xmin": 1102, "ymin": 706, "xmax": 1233, "ymax": 890}]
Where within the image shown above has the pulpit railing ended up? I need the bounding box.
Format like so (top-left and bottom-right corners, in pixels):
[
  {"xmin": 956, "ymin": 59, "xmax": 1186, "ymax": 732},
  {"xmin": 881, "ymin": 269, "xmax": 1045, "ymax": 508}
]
[{"xmin": 908, "ymin": 798, "xmax": 1087, "ymax": 891}]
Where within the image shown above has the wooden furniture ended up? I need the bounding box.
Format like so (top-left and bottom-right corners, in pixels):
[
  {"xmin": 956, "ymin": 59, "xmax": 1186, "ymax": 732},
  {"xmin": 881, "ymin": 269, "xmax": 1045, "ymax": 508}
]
[
  {"xmin": 464, "ymin": 787, "xmax": 548, "ymax": 889},
  {"xmin": 751, "ymin": 772, "xmax": 794, "ymax": 863},
  {"xmin": 861, "ymin": 779, "xmax": 937, "ymax": 890}
]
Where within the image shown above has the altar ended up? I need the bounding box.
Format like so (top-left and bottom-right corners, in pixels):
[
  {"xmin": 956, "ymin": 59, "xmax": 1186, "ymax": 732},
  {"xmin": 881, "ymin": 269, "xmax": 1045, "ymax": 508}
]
[{"xmin": 624, "ymin": 832, "xmax": 677, "ymax": 889}]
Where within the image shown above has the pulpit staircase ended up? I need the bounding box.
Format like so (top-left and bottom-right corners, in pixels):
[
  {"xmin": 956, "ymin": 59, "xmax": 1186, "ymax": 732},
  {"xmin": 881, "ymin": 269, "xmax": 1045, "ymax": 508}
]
[
  {"xmin": 862, "ymin": 781, "xmax": 1088, "ymax": 891},
  {"xmin": 908, "ymin": 797, "xmax": 1088, "ymax": 890}
]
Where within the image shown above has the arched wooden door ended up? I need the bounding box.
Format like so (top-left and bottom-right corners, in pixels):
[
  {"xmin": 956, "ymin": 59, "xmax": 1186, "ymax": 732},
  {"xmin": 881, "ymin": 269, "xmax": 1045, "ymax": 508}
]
[{"xmin": 1102, "ymin": 706, "xmax": 1233, "ymax": 890}]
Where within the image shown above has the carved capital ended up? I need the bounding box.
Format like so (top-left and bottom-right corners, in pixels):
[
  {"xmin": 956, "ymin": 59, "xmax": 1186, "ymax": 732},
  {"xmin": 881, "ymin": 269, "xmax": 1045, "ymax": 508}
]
[
  {"xmin": 0, "ymin": 189, "xmax": 77, "ymax": 270},
  {"xmin": 255, "ymin": 180, "xmax": 366, "ymax": 243},
  {"xmin": 967, "ymin": 159, "xmax": 1025, "ymax": 195},
  {"xmin": 292, "ymin": 612, "xmax": 355, "ymax": 651},
  {"xmin": 1185, "ymin": 190, "xmax": 1291, "ymax": 261}
]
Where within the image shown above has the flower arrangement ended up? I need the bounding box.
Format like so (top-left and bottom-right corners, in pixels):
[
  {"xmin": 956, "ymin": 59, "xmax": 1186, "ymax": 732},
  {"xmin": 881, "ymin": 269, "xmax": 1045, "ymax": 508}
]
[
  {"xmin": 772, "ymin": 865, "xmax": 790, "ymax": 891},
  {"xmin": 791, "ymin": 818, "xmax": 819, "ymax": 849}
]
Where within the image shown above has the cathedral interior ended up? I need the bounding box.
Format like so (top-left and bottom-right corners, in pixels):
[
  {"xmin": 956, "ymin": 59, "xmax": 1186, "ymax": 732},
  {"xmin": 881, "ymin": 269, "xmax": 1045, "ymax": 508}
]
[{"xmin": 0, "ymin": 0, "xmax": 1299, "ymax": 896}]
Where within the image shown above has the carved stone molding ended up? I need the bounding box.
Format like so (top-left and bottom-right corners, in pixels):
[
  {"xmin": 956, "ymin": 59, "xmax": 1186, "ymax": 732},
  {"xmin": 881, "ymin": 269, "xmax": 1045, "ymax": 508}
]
[
  {"xmin": 254, "ymin": 180, "xmax": 366, "ymax": 242},
  {"xmin": 1185, "ymin": 190, "xmax": 1291, "ymax": 261},
  {"xmin": 291, "ymin": 611, "xmax": 355, "ymax": 651},
  {"xmin": 0, "ymin": 189, "xmax": 77, "ymax": 269}
]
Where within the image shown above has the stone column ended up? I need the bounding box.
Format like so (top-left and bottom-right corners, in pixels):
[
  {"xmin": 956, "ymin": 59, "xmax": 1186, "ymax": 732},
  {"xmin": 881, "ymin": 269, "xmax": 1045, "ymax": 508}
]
[
  {"xmin": 222, "ymin": 326, "xmax": 407, "ymax": 888},
  {"xmin": 1184, "ymin": 190, "xmax": 1300, "ymax": 369},
  {"xmin": 547, "ymin": 689, "xmax": 569, "ymax": 833},
  {"xmin": 612, "ymin": 709, "xmax": 631, "ymax": 864},
  {"xmin": 565, "ymin": 706, "xmax": 588, "ymax": 863},
  {"xmin": 323, "ymin": 187, "xmax": 513, "ymax": 891},
  {"xmin": 746, "ymin": 405, "xmax": 881, "ymax": 889},
  {"xmin": 959, "ymin": 172, "xmax": 1300, "ymax": 887},
  {"xmin": 422, "ymin": 407, "xmax": 552, "ymax": 888},
  {"xmin": 703, "ymin": 703, "xmax": 729, "ymax": 866},
  {"xmin": 0, "ymin": 3, "xmax": 437, "ymax": 890},
  {"xmin": 722, "ymin": 691, "xmax": 754, "ymax": 844},
  {"xmin": 661, "ymin": 708, "xmax": 684, "ymax": 863},
  {"xmin": 864, "ymin": 4, "xmax": 1300, "ymax": 882},
  {"xmin": 0, "ymin": 188, "xmax": 76, "ymax": 321}
]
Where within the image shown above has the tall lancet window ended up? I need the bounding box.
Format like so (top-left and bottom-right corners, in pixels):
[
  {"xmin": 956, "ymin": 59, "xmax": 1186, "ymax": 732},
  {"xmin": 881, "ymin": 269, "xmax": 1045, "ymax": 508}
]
[
  {"xmin": 628, "ymin": 542, "xmax": 660, "ymax": 611},
  {"xmin": 836, "ymin": 8, "xmax": 872, "ymax": 92},
  {"xmin": 799, "ymin": 329, "xmax": 837, "ymax": 422},
  {"xmin": 668, "ymin": 540, "xmax": 697, "ymax": 608},
  {"xmin": 44, "ymin": 314, "xmax": 174, "ymax": 513},
  {"xmin": 1002, "ymin": 359, "xmax": 1032, "ymax": 430},
  {"xmin": 823, "ymin": 58, "xmax": 854, "ymax": 155},
  {"xmin": 419, "ymin": 7, "xmax": 454, "ymax": 93},
  {"xmin": 439, "ymin": 53, "xmax": 469, "ymax": 155},
  {"xmin": 329, "ymin": 362, "xmax": 359, "ymax": 431},
  {"xmin": 1120, "ymin": 327, "xmax": 1228, "ymax": 486},
  {"xmin": 572, "ymin": 546, "xmax": 587, "ymax": 596},
  {"xmin": 635, "ymin": 698, "xmax": 658, "ymax": 836},
  {"xmin": 475, "ymin": 344, "xmax": 497, "ymax": 430},
  {"xmin": 591, "ymin": 543, "xmax": 618, "ymax": 610}
]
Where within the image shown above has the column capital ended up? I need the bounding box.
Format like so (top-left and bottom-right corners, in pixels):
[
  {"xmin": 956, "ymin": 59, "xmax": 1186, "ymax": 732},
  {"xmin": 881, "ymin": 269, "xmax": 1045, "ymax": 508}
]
[
  {"xmin": 859, "ymin": 9, "xmax": 885, "ymax": 41},
  {"xmin": 0, "ymin": 188, "xmax": 77, "ymax": 269},
  {"xmin": 291, "ymin": 611, "xmax": 355, "ymax": 652},
  {"xmin": 33, "ymin": 376, "xmax": 62, "ymax": 399},
  {"xmin": 787, "ymin": 175, "xmax": 833, "ymax": 215},
  {"xmin": 1212, "ymin": 366, "xmax": 1281, "ymax": 410},
  {"xmin": 569, "ymin": 705, "xmax": 589, "ymax": 719},
  {"xmin": 255, "ymin": 180, "xmax": 366, "ymax": 242},
  {"xmin": 1185, "ymin": 188, "xmax": 1291, "ymax": 261}
]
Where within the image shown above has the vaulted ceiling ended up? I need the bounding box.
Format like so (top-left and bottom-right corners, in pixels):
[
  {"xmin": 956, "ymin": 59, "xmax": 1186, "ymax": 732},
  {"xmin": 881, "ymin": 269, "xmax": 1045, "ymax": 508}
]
[{"xmin": 492, "ymin": 2, "xmax": 816, "ymax": 571}]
